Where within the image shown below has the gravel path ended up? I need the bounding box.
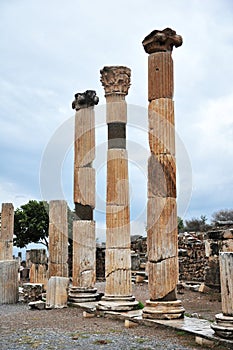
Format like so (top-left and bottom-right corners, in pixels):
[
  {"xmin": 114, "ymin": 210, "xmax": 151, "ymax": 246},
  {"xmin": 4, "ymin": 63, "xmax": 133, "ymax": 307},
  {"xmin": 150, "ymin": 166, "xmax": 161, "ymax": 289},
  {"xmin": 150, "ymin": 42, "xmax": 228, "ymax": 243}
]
[{"xmin": 0, "ymin": 283, "xmax": 227, "ymax": 350}]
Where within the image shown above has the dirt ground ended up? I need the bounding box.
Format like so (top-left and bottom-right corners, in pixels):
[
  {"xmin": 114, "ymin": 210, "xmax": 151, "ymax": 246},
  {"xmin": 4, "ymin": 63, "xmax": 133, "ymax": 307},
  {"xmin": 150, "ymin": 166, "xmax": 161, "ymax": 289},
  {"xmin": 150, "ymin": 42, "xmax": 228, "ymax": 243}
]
[{"xmin": 0, "ymin": 282, "xmax": 229, "ymax": 350}]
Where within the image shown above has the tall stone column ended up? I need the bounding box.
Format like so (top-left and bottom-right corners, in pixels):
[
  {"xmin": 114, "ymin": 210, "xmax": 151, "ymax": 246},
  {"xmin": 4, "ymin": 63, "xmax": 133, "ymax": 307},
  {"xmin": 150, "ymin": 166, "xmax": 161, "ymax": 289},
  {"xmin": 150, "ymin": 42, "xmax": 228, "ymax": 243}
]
[
  {"xmin": 211, "ymin": 252, "xmax": 233, "ymax": 339},
  {"xmin": 48, "ymin": 200, "xmax": 68, "ymax": 278},
  {"xmin": 0, "ymin": 203, "xmax": 14, "ymax": 260},
  {"xmin": 142, "ymin": 28, "xmax": 185, "ymax": 319},
  {"xmin": 97, "ymin": 66, "xmax": 138, "ymax": 311},
  {"xmin": 69, "ymin": 90, "xmax": 100, "ymax": 303}
]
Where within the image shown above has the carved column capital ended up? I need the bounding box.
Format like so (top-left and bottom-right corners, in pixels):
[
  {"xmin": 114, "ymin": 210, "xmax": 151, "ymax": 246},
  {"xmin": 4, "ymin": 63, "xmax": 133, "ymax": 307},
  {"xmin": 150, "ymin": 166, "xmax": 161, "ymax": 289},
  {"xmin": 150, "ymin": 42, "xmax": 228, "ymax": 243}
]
[
  {"xmin": 72, "ymin": 90, "xmax": 99, "ymax": 111},
  {"xmin": 100, "ymin": 66, "xmax": 131, "ymax": 96},
  {"xmin": 142, "ymin": 28, "xmax": 182, "ymax": 54}
]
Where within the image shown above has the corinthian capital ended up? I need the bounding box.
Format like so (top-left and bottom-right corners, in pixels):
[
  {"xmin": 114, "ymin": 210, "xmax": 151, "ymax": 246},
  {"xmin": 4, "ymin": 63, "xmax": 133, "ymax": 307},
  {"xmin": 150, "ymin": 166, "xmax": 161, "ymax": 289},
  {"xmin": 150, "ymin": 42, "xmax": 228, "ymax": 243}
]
[
  {"xmin": 72, "ymin": 90, "xmax": 99, "ymax": 111},
  {"xmin": 142, "ymin": 28, "xmax": 183, "ymax": 54},
  {"xmin": 100, "ymin": 66, "xmax": 131, "ymax": 96}
]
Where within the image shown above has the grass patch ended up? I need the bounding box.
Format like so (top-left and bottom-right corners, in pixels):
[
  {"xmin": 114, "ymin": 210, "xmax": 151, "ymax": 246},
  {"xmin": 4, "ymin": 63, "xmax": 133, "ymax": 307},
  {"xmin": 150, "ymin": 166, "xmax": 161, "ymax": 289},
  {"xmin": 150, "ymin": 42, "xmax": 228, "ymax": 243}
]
[
  {"xmin": 136, "ymin": 338, "xmax": 147, "ymax": 343},
  {"xmin": 176, "ymin": 330, "xmax": 186, "ymax": 336},
  {"xmin": 137, "ymin": 301, "xmax": 144, "ymax": 309}
]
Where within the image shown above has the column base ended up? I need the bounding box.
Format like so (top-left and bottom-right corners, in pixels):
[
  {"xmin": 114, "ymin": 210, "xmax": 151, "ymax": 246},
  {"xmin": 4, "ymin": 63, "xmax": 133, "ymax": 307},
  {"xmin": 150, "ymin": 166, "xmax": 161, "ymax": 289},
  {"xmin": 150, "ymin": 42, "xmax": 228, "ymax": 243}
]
[
  {"xmin": 142, "ymin": 300, "xmax": 185, "ymax": 320},
  {"xmin": 97, "ymin": 295, "xmax": 139, "ymax": 312},
  {"xmin": 68, "ymin": 287, "xmax": 100, "ymax": 303},
  {"xmin": 211, "ymin": 313, "xmax": 233, "ymax": 339}
]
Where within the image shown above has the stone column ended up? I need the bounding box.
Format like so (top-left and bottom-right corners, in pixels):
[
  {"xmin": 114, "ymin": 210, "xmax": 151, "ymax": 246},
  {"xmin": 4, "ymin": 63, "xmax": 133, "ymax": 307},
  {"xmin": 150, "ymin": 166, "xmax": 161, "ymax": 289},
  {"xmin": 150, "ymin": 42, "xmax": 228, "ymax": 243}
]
[
  {"xmin": 0, "ymin": 203, "xmax": 14, "ymax": 260},
  {"xmin": 97, "ymin": 66, "xmax": 138, "ymax": 311},
  {"xmin": 142, "ymin": 28, "xmax": 185, "ymax": 319},
  {"xmin": 211, "ymin": 252, "xmax": 233, "ymax": 339},
  {"xmin": 48, "ymin": 200, "xmax": 68, "ymax": 278},
  {"xmin": 69, "ymin": 90, "xmax": 100, "ymax": 303}
]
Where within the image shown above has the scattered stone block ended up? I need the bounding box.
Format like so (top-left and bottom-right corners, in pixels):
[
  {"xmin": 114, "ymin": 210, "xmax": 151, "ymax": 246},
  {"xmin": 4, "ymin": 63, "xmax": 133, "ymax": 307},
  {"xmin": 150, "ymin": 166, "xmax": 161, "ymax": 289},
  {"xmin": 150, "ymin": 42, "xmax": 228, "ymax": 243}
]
[
  {"xmin": 195, "ymin": 336, "xmax": 215, "ymax": 347},
  {"xmin": 83, "ymin": 311, "xmax": 95, "ymax": 318},
  {"xmin": 125, "ymin": 319, "xmax": 138, "ymax": 328},
  {"xmin": 28, "ymin": 300, "xmax": 46, "ymax": 310},
  {"xmin": 198, "ymin": 283, "xmax": 212, "ymax": 293}
]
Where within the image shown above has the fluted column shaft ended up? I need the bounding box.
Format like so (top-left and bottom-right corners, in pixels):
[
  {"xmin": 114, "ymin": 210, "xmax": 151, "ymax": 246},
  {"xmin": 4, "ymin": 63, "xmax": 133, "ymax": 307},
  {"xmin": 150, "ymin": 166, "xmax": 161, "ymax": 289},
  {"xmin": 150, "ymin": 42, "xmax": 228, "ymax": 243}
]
[
  {"xmin": 71, "ymin": 91, "xmax": 99, "ymax": 300},
  {"xmin": 48, "ymin": 200, "xmax": 68, "ymax": 278},
  {"xmin": 142, "ymin": 28, "xmax": 184, "ymax": 319}
]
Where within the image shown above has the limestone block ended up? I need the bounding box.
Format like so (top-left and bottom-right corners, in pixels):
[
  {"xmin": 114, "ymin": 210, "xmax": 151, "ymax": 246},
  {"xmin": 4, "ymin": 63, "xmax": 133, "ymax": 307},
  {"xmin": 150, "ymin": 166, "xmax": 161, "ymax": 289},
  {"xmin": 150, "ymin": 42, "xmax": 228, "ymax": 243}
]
[
  {"xmin": 148, "ymin": 99, "xmax": 175, "ymax": 155},
  {"xmin": 0, "ymin": 203, "xmax": 14, "ymax": 260},
  {"xmin": 72, "ymin": 221, "xmax": 96, "ymax": 289},
  {"xmin": 147, "ymin": 197, "xmax": 178, "ymax": 261},
  {"xmin": 105, "ymin": 248, "xmax": 132, "ymax": 297},
  {"xmin": 147, "ymin": 257, "xmax": 178, "ymax": 300},
  {"xmin": 106, "ymin": 205, "xmax": 130, "ymax": 249},
  {"xmin": 106, "ymin": 100, "xmax": 127, "ymax": 124},
  {"xmin": 48, "ymin": 200, "xmax": 68, "ymax": 277},
  {"xmin": 0, "ymin": 260, "xmax": 18, "ymax": 304},
  {"xmin": 219, "ymin": 252, "xmax": 233, "ymax": 316},
  {"xmin": 148, "ymin": 52, "xmax": 173, "ymax": 101},
  {"xmin": 74, "ymin": 107, "xmax": 95, "ymax": 167},
  {"xmin": 148, "ymin": 154, "xmax": 176, "ymax": 198},
  {"xmin": 107, "ymin": 149, "xmax": 129, "ymax": 205},
  {"xmin": 46, "ymin": 276, "xmax": 69, "ymax": 309},
  {"xmin": 74, "ymin": 167, "xmax": 95, "ymax": 208}
]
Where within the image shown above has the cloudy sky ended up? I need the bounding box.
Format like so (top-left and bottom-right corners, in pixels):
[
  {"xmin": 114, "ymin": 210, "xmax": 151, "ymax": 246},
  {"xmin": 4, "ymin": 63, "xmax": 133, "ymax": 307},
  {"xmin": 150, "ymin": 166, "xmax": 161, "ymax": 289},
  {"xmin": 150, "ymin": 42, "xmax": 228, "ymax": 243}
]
[{"xmin": 1, "ymin": 0, "xmax": 233, "ymax": 242}]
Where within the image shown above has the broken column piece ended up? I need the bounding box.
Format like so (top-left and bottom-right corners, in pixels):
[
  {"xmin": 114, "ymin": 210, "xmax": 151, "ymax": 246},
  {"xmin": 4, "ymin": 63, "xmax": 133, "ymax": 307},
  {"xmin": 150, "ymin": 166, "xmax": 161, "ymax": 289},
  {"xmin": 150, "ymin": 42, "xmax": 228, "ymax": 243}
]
[
  {"xmin": 48, "ymin": 200, "xmax": 68, "ymax": 278},
  {"xmin": 69, "ymin": 90, "xmax": 99, "ymax": 303},
  {"xmin": 97, "ymin": 66, "xmax": 138, "ymax": 311},
  {"xmin": 0, "ymin": 203, "xmax": 14, "ymax": 260},
  {"xmin": 142, "ymin": 28, "xmax": 185, "ymax": 319},
  {"xmin": 28, "ymin": 249, "xmax": 48, "ymax": 289},
  {"xmin": 0, "ymin": 260, "xmax": 19, "ymax": 304},
  {"xmin": 211, "ymin": 252, "xmax": 233, "ymax": 339},
  {"xmin": 46, "ymin": 276, "xmax": 69, "ymax": 309}
]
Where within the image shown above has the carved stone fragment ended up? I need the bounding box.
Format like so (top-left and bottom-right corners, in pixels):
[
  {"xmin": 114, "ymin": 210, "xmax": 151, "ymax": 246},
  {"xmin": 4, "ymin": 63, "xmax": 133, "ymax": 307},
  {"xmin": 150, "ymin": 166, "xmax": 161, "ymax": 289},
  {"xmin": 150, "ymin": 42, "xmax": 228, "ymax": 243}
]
[
  {"xmin": 142, "ymin": 28, "xmax": 183, "ymax": 54},
  {"xmin": 100, "ymin": 66, "xmax": 131, "ymax": 96},
  {"xmin": 72, "ymin": 90, "xmax": 99, "ymax": 111}
]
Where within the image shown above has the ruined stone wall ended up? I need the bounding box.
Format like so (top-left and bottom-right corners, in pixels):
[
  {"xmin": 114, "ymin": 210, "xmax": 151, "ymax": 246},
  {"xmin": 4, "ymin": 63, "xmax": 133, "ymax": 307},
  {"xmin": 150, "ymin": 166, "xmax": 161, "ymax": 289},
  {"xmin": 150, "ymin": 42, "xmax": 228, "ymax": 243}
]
[{"xmin": 178, "ymin": 234, "xmax": 208, "ymax": 282}]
